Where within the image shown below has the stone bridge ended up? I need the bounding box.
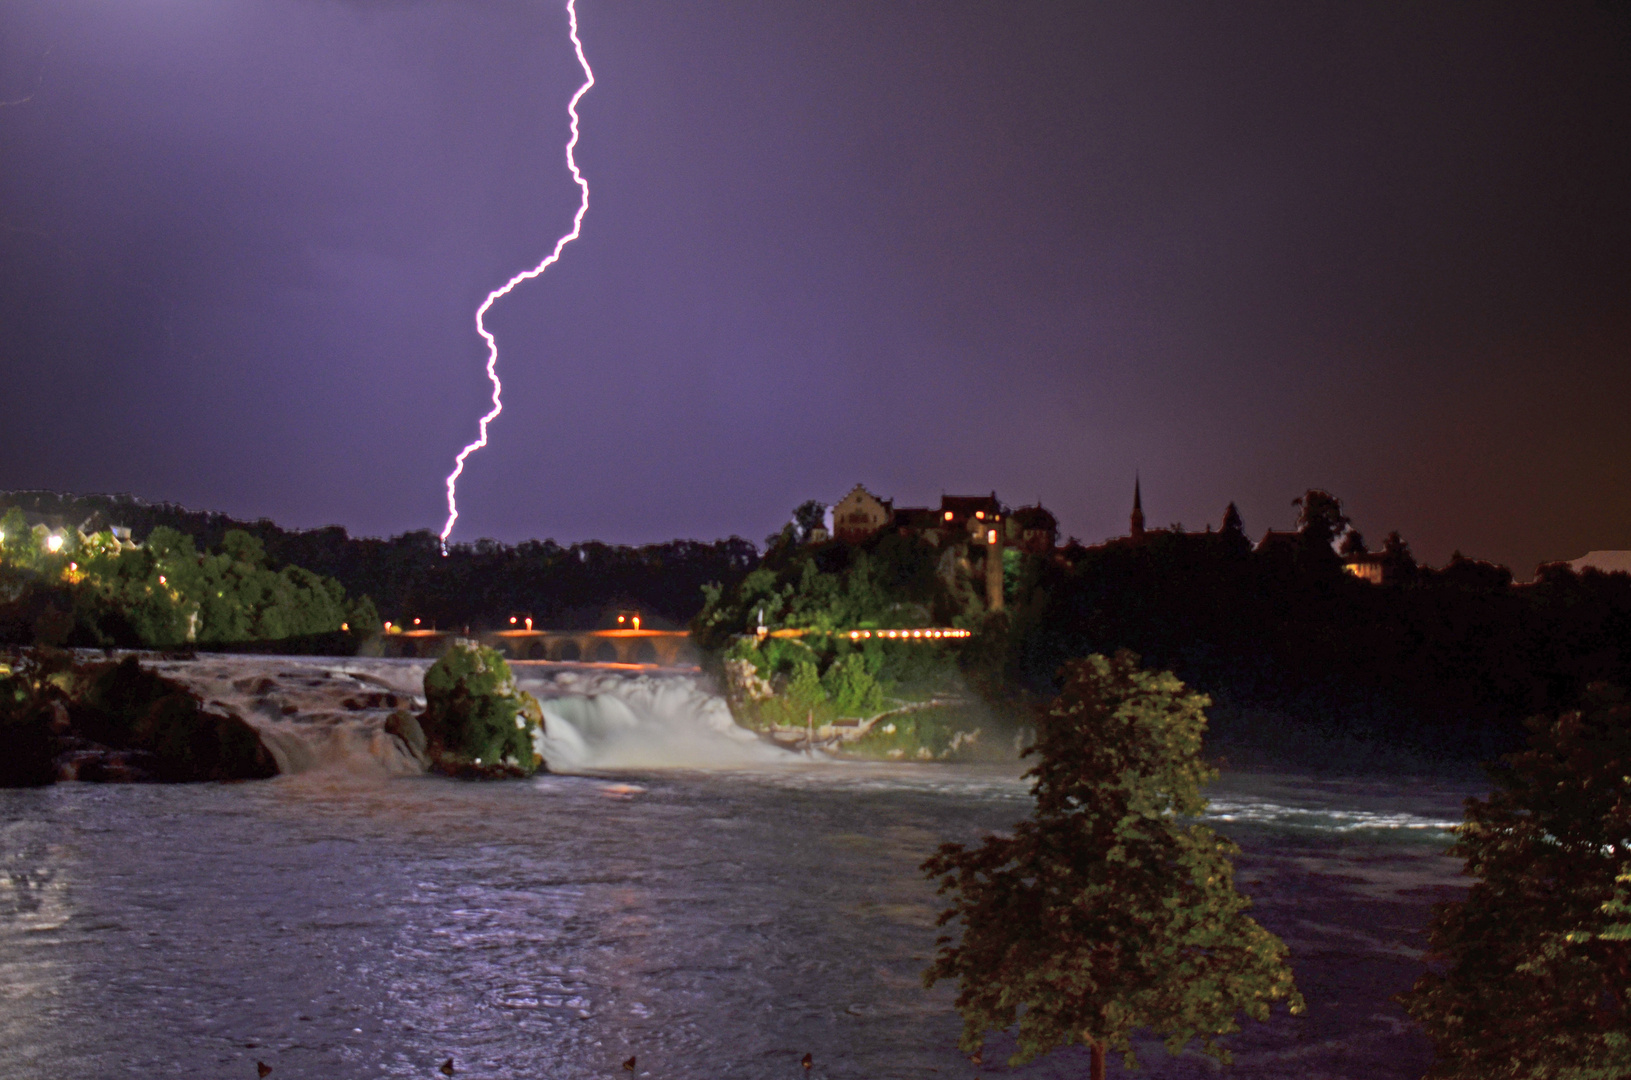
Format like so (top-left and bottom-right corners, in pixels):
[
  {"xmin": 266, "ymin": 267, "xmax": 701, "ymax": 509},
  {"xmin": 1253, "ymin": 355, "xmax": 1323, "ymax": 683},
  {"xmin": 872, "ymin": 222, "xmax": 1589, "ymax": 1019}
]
[{"xmin": 380, "ymin": 629, "xmax": 696, "ymax": 667}]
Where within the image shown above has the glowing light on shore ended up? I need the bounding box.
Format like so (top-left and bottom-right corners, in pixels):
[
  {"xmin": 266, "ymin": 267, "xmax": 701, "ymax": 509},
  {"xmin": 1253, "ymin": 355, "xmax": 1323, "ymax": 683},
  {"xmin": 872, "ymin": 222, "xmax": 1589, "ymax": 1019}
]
[{"xmin": 440, "ymin": 0, "xmax": 595, "ymax": 551}]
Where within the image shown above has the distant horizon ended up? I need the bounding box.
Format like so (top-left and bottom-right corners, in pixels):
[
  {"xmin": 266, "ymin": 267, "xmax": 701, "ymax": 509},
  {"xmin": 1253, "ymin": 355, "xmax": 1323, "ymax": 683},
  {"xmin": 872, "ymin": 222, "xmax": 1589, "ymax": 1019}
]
[{"xmin": 4, "ymin": 484, "xmax": 1607, "ymax": 579}]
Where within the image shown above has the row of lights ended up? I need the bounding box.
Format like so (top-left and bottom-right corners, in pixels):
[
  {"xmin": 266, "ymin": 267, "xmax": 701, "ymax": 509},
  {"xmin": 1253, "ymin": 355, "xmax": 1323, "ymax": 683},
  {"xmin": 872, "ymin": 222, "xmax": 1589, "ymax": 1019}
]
[{"xmin": 845, "ymin": 628, "xmax": 972, "ymax": 641}]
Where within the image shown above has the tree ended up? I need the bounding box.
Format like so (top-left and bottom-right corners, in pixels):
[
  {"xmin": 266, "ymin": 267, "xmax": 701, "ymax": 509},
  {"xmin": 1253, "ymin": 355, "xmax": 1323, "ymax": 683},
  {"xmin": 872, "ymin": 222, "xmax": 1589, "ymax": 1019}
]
[
  {"xmin": 922, "ymin": 651, "xmax": 1303, "ymax": 1079},
  {"xmin": 1379, "ymin": 530, "xmax": 1417, "ymax": 585},
  {"xmin": 1399, "ymin": 683, "xmax": 1631, "ymax": 1078},
  {"xmin": 791, "ymin": 500, "xmax": 828, "ymax": 544},
  {"xmin": 420, "ymin": 640, "xmax": 544, "ymax": 776},
  {"xmin": 1339, "ymin": 529, "xmax": 1368, "ymax": 556},
  {"xmin": 1292, "ymin": 489, "xmax": 1349, "ymax": 551}
]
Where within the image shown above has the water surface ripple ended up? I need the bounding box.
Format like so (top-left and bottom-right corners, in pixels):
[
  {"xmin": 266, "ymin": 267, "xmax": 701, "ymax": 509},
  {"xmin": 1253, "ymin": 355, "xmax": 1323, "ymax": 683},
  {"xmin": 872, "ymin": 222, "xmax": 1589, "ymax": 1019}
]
[{"xmin": 0, "ymin": 765, "xmax": 1475, "ymax": 1079}]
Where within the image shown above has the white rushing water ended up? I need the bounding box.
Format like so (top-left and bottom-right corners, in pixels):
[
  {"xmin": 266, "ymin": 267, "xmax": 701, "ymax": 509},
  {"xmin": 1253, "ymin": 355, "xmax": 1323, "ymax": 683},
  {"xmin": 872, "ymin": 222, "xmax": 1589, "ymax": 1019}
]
[
  {"xmin": 146, "ymin": 655, "xmax": 795, "ymax": 777},
  {"xmin": 516, "ymin": 667, "xmax": 793, "ymax": 772}
]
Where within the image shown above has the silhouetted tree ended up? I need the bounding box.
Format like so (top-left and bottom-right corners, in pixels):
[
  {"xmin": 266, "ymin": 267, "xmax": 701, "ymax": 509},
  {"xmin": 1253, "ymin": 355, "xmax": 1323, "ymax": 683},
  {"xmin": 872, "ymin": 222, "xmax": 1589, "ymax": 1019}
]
[
  {"xmin": 1401, "ymin": 683, "xmax": 1631, "ymax": 1077},
  {"xmin": 1438, "ymin": 551, "xmax": 1514, "ymax": 591},
  {"xmin": 1339, "ymin": 529, "xmax": 1368, "ymax": 556},
  {"xmin": 923, "ymin": 652, "xmax": 1303, "ymax": 1079},
  {"xmin": 1292, "ymin": 489, "xmax": 1349, "ymax": 551},
  {"xmin": 1382, "ymin": 531, "xmax": 1412, "ymax": 562},
  {"xmin": 791, "ymin": 500, "xmax": 827, "ymax": 544}
]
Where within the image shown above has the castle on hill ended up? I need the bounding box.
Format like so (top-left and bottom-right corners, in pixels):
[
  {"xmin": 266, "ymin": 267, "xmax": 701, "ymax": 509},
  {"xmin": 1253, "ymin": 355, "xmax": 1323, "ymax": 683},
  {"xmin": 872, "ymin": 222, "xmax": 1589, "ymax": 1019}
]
[{"xmin": 831, "ymin": 485, "xmax": 1059, "ymax": 554}]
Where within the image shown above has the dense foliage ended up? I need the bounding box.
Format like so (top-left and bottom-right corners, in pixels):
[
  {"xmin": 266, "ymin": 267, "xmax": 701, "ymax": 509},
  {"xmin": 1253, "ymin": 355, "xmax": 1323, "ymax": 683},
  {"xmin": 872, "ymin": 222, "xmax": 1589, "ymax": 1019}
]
[
  {"xmin": 1400, "ymin": 684, "xmax": 1631, "ymax": 1078},
  {"xmin": 922, "ymin": 652, "xmax": 1303, "ymax": 1077},
  {"xmin": 0, "ymin": 506, "xmax": 373, "ymax": 649},
  {"xmin": 1, "ymin": 491, "xmax": 758, "ymax": 630},
  {"xmin": 1000, "ymin": 506, "xmax": 1631, "ymax": 762},
  {"xmin": 419, "ymin": 640, "xmax": 544, "ymax": 776},
  {"xmin": 692, "ymin": 526, "xmax": 998, "ymax": 730}
]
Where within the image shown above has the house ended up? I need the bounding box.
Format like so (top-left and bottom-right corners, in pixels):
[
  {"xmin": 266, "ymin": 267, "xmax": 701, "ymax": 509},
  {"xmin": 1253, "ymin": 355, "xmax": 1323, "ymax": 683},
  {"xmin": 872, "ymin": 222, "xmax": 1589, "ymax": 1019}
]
[
  {"xmin": 832, "ymin": 485, "xmax": 893, "ymax": 543},
  {"xmin": 1009, "ymin": 504, "xmax": 1060, "ymax": 554},
  {"xmin": 1342, "ymin": 552, "xmax": 1388, "ymax": 584}
]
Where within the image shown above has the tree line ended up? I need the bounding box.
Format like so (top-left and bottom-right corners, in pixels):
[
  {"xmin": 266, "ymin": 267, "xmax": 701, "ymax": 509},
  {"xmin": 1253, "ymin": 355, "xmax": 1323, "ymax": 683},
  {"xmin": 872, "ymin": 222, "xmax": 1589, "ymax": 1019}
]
[
  {"xmin": 994, "ymin": 496, "xmax": 1631, "ymax": 763},
  {"xmin": 0, "ymin": 491, "xmax": 760, "ymax": 632}
]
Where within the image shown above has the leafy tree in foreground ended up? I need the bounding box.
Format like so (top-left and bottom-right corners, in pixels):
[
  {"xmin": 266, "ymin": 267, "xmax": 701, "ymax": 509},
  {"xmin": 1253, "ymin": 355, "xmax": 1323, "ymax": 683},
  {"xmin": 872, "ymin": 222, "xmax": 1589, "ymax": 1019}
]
[
  {"xmin": 1400, "ymin": 683, "xmax": 1631, "ymax": 1079},
  {"xmin": 923, "ymin": 651, "xmax": 1303, "ymax": 1079}
]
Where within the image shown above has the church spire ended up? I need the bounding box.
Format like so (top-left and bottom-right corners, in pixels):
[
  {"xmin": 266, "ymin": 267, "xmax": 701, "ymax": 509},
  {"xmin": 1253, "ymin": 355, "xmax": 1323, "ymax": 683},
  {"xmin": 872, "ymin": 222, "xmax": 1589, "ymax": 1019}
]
[{"xmin": 1131, "ymin": 475, "xmax": 1145, "ymax": 537}]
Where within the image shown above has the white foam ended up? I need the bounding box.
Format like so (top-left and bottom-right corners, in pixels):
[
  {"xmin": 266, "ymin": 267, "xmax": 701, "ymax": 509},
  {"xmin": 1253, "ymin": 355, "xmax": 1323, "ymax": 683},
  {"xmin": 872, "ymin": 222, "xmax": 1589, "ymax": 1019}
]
[{"xmin": 519, "ymin": 669, "xmax": 791, "ymax": 772}]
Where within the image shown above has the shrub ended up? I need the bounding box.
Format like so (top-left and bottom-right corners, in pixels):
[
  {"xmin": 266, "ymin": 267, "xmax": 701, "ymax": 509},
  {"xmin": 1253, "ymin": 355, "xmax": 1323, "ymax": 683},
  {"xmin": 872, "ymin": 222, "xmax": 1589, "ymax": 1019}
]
[
  {"xmin": 822, "ymin": 652, "xmax": 885, "ymax": 718},
  {"xmin": 420, "ymin": 640, "xmax": 544, "ymax": 776}
]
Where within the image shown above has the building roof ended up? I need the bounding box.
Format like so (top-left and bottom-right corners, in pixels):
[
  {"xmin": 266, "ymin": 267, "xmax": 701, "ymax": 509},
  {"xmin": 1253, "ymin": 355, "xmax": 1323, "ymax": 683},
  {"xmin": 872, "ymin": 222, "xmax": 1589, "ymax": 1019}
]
[
  {"xmin": 940, "ymin": 493, "xmax": 1002, "ymax": 519},
  {"xmin": 1011, "ymin": 504, "xmax": 1059, "ymax": 531},
  {"xmin": 836, "ymin": 483, "xmax": 891, "ymax": 510},
  {"xmin": 1254, "ymin": 529, "xmax": 1301, "ymax": 553}
]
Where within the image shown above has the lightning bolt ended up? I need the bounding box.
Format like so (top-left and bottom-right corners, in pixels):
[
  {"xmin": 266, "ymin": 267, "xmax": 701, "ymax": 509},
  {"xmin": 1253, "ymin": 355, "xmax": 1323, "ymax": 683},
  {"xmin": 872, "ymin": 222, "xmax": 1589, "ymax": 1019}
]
[{"xmin": 440, "ymin": 0, "xmax": 594, "ymax": 551}]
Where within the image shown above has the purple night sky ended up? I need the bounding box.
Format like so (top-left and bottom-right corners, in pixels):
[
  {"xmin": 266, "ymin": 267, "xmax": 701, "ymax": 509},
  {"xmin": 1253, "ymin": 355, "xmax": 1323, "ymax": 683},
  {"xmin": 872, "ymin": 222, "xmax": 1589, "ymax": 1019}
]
[{"xmin": 2, "ymin": 1, "xmax": 1628, "ymax": 576}]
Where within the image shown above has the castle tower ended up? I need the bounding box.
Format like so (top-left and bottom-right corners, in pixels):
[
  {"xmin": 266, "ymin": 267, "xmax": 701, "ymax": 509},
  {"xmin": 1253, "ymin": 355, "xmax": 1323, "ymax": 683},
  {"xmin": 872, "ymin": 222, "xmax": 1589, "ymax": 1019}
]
[
  {"xmin": 985, "ymin": 520, "xmax": 1004, "ymax": 613},
  {"xmin": 1130, "ymin": 476, "xmax": 1145, "ymax": 538}
]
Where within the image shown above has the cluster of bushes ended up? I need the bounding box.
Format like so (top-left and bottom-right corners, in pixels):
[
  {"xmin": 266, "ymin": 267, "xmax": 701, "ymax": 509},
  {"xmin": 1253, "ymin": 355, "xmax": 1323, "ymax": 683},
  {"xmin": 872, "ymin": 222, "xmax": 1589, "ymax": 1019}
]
[
  {"xmin": 0, "ymin": 507, "xmax": 375, "ymax": 650},
  {"xmin": 0, "ymin": 650, "xmax": 278, "ymax": 786},
  {"xmin": 415, "ymin": 640, "xmax": 544, "ymax": 778}
]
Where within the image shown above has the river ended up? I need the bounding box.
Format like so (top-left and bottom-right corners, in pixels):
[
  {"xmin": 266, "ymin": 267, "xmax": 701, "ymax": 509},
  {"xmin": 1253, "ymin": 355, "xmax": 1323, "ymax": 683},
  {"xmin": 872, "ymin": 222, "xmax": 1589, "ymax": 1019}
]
[{"xmin": 0, "ymin": 660, "xmax": 1477, "ymax": 1079}]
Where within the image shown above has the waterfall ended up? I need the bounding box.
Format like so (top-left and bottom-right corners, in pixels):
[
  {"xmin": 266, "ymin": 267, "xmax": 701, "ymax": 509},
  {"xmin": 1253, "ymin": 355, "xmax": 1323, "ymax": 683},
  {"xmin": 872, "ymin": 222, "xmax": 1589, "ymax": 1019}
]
[
  {"xmin": 148, "ymin": 655, "xmax": 788, "ymax": 777},
  {"xmin": 518, "ymin": 668, "xmax": 792, "ymax": 772}
]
